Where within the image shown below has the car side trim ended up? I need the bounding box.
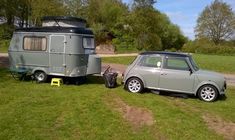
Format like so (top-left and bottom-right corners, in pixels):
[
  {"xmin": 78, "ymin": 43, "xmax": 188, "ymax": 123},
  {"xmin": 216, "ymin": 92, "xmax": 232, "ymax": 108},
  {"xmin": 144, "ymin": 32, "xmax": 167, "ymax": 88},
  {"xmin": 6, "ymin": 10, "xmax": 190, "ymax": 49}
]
[{"xmin": 146, "ymin": 87, "xmax": 195, "ymax": 94}]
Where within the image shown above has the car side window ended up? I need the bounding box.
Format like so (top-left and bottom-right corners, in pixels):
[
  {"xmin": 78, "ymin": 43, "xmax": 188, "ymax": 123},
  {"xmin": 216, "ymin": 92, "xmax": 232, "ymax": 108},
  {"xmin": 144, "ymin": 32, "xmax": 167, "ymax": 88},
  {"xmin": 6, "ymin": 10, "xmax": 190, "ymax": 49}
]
[
  {"xmin": 164, "ymin": 57, "xmax": 189, "ymax": 71},
  {"xmin": 139, "ymin": 56, "xmax": 162, "ymax": 68}
]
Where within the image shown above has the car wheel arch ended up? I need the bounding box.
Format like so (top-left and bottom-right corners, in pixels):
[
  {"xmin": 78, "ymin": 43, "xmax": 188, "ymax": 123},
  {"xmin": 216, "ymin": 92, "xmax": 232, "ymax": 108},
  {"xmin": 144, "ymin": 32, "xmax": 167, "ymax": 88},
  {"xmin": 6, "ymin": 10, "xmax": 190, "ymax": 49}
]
[
  {"xmin": 195, "ymin": 82, "xmax": 220, "ymax": 96},
  {"xmin": 197, "ymin": 84, "xmax": 220, "ymax": 102},
  {"xmin": 125, "ymin": 76, "xmax": 146, "ymax": 88},
  {"xmin": 32, "ymin": 68, "xmax": 48, "ymax": 75}
]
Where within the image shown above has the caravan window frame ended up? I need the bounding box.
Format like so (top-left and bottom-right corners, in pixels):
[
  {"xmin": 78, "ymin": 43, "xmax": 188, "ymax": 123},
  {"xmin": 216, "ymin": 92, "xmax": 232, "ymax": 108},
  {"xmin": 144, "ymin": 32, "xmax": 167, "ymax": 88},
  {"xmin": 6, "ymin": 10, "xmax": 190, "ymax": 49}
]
[
  {"xmin": 23, "ymin": 36, "xmax": 47, "ymax": 51},
  {"xmin": 82, "ymin": 37, "xmax": 95, "ymax": 49}
]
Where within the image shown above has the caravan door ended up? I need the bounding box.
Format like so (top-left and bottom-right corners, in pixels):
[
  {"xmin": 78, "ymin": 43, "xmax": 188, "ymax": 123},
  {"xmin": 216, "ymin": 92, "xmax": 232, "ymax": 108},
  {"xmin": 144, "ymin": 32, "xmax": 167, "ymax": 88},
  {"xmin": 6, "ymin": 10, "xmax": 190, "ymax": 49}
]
[{"xmin": 49, "ymin": 35, "xmax": 66, "ymax": 75}]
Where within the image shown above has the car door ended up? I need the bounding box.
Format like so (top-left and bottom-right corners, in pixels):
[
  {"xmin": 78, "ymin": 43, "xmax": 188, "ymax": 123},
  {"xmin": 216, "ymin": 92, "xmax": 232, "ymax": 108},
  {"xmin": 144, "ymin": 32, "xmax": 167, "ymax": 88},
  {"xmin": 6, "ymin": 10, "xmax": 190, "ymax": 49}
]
[
  {"xmin": 135, "ymin": 55, "xmax": 162, "ymax": 89},
  {"xmin": 158, "ymin": 56, "xmax": 195, "ymax": 93}
]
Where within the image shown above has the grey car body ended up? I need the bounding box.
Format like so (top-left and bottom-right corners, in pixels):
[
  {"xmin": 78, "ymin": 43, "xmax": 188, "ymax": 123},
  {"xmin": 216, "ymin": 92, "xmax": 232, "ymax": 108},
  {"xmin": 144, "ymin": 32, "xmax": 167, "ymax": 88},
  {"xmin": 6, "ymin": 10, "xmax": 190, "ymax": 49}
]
[
  {"xmin": 8, "ymin": 16, "xmax": 101, "ymax": 82},
  {"xmin": 123, "ymin": 52, "xmax": 226, "ymax": 102}
]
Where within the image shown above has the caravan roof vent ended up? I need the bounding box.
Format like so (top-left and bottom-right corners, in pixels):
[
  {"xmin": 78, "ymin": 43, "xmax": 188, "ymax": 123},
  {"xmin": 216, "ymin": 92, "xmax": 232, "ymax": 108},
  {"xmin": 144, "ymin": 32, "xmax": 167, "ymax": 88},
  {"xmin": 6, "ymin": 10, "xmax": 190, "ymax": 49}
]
[{"xmin": 41, "ymin": 16, "xmax": 87, "ymax": 28}]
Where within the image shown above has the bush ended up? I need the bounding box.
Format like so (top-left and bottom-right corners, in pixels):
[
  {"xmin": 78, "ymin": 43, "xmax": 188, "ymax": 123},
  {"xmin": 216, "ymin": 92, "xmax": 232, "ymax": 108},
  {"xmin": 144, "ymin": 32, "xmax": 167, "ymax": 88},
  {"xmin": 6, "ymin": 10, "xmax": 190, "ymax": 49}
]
[
  {"xmin": 135, "ymin": 33, "xmax": 162, "ymax": 51},
  {"xmin": 182, "ymin": 39, "xmax": 235, "ymax": 55},
  {"xmin": 0, "ymin": 39, "xmax": 10, "ymax": 53},
  {"xmin": 165, "ymin": 48, "xmax": 177, "ymax": 52},
  {"xmin": 0, "ymin": 24, "xmax": 15, "ymax": 40},
  {"xmin": 112, "ymin": 34, "xmax": 138, "ymax": 53}
]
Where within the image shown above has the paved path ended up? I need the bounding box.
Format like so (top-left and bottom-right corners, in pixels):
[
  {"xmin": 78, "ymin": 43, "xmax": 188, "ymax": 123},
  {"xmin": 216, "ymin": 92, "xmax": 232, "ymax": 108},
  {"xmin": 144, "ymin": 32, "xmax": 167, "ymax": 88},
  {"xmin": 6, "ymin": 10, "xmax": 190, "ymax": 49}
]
[
  {"xmin": 223, "ymin": 74, "xmax": 235, "ymax": 86},
  {"xmin": 0, "ymin": 53, "xmax": 8, "ymax": 57},
  {"xmin": 1, "ymin": 53, "xmax": 235, "ymax": 86},
  {"xmin": 0, "ymin": 55, "xmax": 9, "ymax": 68}
]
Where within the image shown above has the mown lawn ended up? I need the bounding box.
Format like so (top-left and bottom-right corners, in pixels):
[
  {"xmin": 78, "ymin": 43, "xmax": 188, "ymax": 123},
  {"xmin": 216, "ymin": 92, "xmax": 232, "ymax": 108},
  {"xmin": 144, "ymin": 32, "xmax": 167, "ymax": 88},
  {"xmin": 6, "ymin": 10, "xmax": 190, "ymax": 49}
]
[
  {"xmin": 0, "ymin": 40, "xmax": 9, "ymax": 53},
  {"xmin": 0, "ymin": 45, "xmax": 8, "ymax": 53},
  {"xmin": 102, "ymin": 53, "xmax": 235, "ymax": 74},
  {"xmin": 0, "ymin": 67, "xmax": 235, "ymax": 140}
]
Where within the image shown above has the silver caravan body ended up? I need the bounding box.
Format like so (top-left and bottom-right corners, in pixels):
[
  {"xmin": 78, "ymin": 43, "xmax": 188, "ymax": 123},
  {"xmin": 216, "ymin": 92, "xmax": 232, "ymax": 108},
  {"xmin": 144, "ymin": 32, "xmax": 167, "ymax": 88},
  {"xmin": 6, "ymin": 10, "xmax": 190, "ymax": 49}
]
[{"xmin": 8, "ymin": 16, "xmax": 101, "ymax": 80}]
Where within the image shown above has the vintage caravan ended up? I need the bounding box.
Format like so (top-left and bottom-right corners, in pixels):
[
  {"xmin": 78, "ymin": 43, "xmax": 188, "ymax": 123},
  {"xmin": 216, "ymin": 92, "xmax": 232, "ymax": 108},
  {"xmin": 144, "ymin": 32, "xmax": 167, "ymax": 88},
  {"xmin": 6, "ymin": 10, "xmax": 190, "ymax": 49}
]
[{"xmin": 8, "ymin": 16, "xmax": 101, "ymax": 82}]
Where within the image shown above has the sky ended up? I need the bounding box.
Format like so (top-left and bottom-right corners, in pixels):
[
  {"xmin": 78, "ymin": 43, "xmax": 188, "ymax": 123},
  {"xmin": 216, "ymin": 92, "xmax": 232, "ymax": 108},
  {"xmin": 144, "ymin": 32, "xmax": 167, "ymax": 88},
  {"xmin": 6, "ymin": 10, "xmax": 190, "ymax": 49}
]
[{"xmin": 122, "ymin": 0, "xmax": 235, "ymax": 39}]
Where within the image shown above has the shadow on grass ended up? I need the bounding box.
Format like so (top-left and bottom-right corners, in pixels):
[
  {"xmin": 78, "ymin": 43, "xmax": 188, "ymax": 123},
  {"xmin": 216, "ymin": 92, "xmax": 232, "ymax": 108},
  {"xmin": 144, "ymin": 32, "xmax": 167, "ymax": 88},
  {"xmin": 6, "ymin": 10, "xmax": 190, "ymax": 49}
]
[
  {"xmin": 0, "ymin": 67, "xmax": 15, "ymax": 81},
  {"xmin": 7, "ymin": 74, "xmax": 109, "ymax": 86},
  {"xmin": 147, "ymin": 89, "xmax": 227, "ymax": 102},
  {"xmin": 218, "ymin": 94, "xmax": 227, "ymax": 101},
  {"xmin": 0, "ymin": 67, "xmax": 7, "ymax": 74}
]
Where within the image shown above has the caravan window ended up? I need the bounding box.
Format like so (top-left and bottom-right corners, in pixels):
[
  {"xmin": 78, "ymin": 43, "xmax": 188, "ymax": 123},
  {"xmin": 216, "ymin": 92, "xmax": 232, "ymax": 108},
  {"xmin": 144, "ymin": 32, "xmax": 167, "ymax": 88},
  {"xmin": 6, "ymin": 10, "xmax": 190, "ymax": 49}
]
[
  {"xmin": 83, "ymin": 37, "xmax": 94, "ymax": 49},
  {"xmin": 23, "ymin": 37, "xmax": 47, "ymax": 51}
]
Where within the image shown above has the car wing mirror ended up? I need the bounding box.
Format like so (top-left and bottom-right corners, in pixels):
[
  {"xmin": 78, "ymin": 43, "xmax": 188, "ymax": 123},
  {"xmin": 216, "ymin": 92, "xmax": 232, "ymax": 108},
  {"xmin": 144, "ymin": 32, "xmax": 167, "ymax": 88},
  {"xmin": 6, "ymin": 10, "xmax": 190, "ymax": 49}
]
[{"xmin": 189, "ymin": 68, "xmax": 193, "ymax": 74}]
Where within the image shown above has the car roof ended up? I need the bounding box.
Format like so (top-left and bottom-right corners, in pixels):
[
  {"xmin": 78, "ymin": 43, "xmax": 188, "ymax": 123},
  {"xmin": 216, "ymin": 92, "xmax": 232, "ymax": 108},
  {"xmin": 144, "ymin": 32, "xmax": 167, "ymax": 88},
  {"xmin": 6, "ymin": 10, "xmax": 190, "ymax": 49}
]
[{"xmin": 139, "ymin": 51, "xmax": 190, "ymax": 57}]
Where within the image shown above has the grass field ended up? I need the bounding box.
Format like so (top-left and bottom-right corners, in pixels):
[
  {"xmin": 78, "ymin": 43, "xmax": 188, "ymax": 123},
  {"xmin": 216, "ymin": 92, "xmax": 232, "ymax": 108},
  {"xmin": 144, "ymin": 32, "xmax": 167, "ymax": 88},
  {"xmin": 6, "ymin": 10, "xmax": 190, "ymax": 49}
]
[
  {"xmin": 0, "ymin": 40, "xmax": 9, "ymax": 53},
  {"xmin": 102, "ymin": 54, "xmax": 235, "ymax": 74},
  {"xmin": 0, "ymin": 67, "xmax": 235, "ymax": 140},
  {"xmin": 0, "ymin": 45, "xmax": 8, "ymax": 53}
]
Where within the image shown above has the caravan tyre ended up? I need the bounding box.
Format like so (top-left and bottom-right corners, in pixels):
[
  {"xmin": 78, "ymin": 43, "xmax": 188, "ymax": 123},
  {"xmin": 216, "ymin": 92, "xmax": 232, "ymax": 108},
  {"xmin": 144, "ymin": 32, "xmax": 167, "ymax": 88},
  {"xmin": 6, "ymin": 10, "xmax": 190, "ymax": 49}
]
[{"xmin": 34, "ymin": 71, "xmax": 47, "ymax": 83}]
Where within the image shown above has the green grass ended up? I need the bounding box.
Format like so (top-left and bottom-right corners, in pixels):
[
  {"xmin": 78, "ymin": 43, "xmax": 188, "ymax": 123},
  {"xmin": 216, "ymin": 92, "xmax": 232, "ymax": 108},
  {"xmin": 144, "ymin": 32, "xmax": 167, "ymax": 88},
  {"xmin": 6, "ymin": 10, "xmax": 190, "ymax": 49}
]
[
  {"xmin": 0, "ymin": 45, "xmax": 8, "ymax": 53},
  {"xmin": 115, "ymin": 47, "xmax": 139, "ymax": 54},
  {"xmin": 102, "ymin": 56, "xmax": 137, "ymax": 65},
  {"xmin": 102, "ymin": 53, "xmax": 235, "ymax": 74},
  {"xmin": 0, "ymin": 40, "xmax": 9, "ymax": 53},
  {"xmin": 193, "ymin": 54, "xmax": 235, "ymax": 74},
  {"xmin": 0, "ymin": 67, "xmax": 235, "ymax": 140}
]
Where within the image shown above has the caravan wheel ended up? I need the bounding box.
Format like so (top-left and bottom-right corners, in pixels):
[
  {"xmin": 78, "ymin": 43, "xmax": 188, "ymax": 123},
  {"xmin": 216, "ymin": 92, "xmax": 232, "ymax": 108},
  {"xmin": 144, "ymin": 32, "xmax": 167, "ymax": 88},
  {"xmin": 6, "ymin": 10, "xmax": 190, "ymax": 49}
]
[{"xmin": 34, "ymin": 71, "xmax": 47, "ymax": 83}]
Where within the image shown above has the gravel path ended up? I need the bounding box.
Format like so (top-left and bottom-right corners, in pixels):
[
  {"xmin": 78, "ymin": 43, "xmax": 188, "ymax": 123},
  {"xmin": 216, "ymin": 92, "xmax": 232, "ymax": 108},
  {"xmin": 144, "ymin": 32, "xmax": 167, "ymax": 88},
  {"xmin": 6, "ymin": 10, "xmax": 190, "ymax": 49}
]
[
  {"xmin": 0, "ymin": 53, "xmax": 8, "ymax": 57},
  {"xmin": 0, "ymin": 56, "xmax": 9, "ymax": 68}
]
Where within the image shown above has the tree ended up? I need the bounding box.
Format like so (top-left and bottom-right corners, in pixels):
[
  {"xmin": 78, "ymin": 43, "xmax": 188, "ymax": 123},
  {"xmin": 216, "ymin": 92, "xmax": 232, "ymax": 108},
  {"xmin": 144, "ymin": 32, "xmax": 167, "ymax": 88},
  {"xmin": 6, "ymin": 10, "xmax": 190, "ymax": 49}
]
[
  {"xmin": 30, "ymin": 0, "xmax": 66, "ymax": 26},
  {"xmin": 128, "ymin": 5, "xmax": 186, "ymax": 51},
  {"xmin": 133, "ymin": 0, "xmax": 156, "ymax": 9},
  {"xmin": 0, "ymin": 0, "xmax": 66, "ymax": 27},
  {"xmin": 84, "ymin": 0, "xmax": 128, "ymax": 44},
  {"xmin": 1, "ymin": 0, "xmax": 19, "ymax": 25},
  {"xmin": 195, "ymin": 0, "xmax": 235, "ymax": 44},
  {"xmin": 63, "ymin": 0, "xmax": 88, "ymax": 17}
]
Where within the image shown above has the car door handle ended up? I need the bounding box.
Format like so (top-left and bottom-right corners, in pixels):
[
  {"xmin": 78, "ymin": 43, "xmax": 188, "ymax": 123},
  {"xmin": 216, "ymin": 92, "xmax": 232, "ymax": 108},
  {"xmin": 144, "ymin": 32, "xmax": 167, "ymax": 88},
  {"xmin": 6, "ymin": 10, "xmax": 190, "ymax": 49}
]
[{"xmin": 161, "ymin": 73, "xmax": 167, "ymax": 75}]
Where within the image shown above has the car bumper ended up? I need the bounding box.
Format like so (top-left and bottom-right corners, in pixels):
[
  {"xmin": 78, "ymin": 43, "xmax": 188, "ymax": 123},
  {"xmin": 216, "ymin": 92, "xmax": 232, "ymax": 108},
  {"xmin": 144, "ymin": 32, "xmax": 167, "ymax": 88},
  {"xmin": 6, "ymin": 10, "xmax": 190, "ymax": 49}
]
[{"xmin": 220, "ymin": 81, "xmax": 227, "ymax": 95}]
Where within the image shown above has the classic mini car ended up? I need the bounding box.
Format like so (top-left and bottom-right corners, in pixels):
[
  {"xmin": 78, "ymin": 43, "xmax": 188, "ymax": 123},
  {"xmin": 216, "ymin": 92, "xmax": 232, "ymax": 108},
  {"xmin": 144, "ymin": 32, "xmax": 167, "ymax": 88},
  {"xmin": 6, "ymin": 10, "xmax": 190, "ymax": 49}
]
[{"xmin": 123, "ymin": 52, "xmax": 226, "ymax": 102}]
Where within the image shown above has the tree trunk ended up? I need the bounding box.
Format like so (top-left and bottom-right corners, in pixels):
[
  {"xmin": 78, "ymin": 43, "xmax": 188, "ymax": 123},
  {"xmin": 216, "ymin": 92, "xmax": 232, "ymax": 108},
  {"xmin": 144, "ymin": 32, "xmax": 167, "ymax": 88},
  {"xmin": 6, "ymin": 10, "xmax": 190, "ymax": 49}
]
[{"xmin": 6, "ymin": 15, "xmax": 13, "ymax": 25}]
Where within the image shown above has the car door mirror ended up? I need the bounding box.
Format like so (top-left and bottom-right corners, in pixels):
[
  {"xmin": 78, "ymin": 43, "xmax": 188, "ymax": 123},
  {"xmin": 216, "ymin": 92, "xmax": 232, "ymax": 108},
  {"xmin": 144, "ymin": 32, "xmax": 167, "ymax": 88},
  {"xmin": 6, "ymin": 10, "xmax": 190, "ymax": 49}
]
[{"xmin": 189, "ymin": 68, "xmax": 193, "ymax": 74}]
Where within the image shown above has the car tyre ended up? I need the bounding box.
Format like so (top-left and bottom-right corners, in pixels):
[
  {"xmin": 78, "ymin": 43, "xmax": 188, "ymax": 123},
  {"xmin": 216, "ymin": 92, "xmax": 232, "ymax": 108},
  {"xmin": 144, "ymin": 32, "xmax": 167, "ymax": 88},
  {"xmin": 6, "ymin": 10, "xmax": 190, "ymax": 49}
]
[
  {"xmin": 126, "ymin": 77, "xmax": 144, "ymax": 93},
  {"xmin": 34, "ymin": 71, "xmax": 47, "ymax": 83},
  {"xmin": 198, "ymin": 85, "xmax": 218, "ymax": 102}
]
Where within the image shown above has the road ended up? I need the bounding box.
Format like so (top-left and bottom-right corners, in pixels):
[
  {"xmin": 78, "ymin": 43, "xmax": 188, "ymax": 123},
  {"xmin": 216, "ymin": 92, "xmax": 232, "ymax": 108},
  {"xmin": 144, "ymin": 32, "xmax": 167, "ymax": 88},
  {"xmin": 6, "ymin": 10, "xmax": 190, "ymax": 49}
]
[{"xmin": 1, "ymin": 53, "xmax": 234, "ymax": 86}]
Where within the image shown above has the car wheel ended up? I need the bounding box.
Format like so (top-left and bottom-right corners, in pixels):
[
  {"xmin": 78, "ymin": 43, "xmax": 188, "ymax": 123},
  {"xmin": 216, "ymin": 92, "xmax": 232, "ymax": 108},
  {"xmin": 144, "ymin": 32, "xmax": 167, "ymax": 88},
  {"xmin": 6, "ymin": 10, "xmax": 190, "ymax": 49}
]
[
  {"xmin": 198, "ymin": 85, "xmax": 218, "ymax": 102},
  {"xmin": 126, "ymin": 77, "xmax": 143, "ymax": 93},
  {"xmin": 34, "ymin": 71, "xmax": 47, "ymax": 83}
]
